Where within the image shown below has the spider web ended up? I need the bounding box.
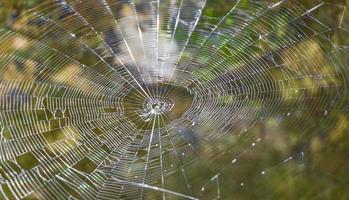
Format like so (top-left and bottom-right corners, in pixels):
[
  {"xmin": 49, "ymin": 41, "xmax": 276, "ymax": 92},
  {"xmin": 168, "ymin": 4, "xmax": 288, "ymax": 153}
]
[{"xmin": 0, "ymin": 0, "xmax": 348, "ymax": 199}]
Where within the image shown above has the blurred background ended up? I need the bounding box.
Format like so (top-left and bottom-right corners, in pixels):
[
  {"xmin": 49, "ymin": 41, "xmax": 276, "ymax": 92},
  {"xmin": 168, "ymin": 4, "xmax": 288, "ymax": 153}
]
[{"xmin": 0, "ymin": 0, "xmax": 348, "ymax": 199}]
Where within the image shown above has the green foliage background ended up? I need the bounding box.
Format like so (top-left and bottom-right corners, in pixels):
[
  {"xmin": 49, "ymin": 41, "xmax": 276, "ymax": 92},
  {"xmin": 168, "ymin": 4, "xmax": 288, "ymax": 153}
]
[{"xmin": 0, "ymin": 0, "xmax": 348, "ymax": 199}]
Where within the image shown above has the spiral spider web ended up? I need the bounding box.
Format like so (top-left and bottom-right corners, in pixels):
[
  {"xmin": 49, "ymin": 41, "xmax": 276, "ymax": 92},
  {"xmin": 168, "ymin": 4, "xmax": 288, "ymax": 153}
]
[{"xmin": 0, "ymin": 0, "xmax": 348, "ymax": 199}]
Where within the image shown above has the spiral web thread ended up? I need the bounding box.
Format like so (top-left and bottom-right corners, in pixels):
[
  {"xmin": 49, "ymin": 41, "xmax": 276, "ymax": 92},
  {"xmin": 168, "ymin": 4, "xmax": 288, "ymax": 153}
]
[{"xmin": 0, "ymin": 0, "xmax": 348, "ymax": 199}]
